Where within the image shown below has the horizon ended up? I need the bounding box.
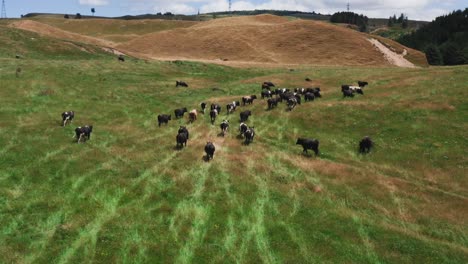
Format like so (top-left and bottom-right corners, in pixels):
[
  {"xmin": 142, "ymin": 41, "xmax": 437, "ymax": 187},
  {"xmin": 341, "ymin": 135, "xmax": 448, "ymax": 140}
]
[{"xmin": 2, "ymin": 1, "xmax": 467, "ymax": 21}]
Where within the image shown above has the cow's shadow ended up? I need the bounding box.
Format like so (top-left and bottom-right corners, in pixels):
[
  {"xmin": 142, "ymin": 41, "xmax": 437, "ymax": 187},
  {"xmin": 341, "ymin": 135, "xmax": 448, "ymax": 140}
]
[
  {"xmin": 202, "ymin": 155, "xmax": 211, "ymax": 162},
  {"xmin": 217, "ymin": 132, "xmax": 225, "ymax": 137}
]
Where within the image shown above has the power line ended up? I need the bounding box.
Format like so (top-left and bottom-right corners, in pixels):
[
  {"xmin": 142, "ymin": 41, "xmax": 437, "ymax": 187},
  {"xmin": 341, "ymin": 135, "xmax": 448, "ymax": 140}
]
[{"xmin": 1, "ymin": 0, "xmax": 6, "ymax": 19}]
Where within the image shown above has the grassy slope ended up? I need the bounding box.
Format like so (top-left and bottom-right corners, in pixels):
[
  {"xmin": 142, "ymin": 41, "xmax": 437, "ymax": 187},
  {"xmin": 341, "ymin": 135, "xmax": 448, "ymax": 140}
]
[{"xmin": 0, "ymin": 27, "xmax": 467, "ymax": 263}]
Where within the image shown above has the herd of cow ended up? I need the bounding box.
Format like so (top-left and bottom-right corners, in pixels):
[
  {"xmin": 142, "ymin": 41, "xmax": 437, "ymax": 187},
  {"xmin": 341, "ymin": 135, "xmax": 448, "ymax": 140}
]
[{"xmin": 61, "ymin": 79, "xmax": 373, "ymax": 160}]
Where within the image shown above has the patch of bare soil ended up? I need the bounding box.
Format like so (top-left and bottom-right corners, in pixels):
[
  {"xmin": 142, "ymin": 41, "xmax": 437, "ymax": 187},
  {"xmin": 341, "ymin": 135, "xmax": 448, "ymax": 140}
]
[{"xmin": 368, "ymin": 38, "xmax": 416, "ymax": 68}]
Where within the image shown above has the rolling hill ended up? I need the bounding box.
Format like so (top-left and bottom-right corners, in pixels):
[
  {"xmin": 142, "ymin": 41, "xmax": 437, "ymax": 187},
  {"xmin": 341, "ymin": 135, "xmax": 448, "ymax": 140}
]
[{"xmin": 8, "ymin": 15, "xmax": 427, "ymax": 67}]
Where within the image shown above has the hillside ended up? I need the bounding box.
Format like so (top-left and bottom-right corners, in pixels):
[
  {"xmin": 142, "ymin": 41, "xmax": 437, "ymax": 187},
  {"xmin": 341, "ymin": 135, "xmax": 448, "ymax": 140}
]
[
  {"xmin": 0, "ymin": 21, "xmax": 467, "ymax": 263},
  {"xmin": 8, "ymin": 15, "xmax": 427, "ymax": 67}
]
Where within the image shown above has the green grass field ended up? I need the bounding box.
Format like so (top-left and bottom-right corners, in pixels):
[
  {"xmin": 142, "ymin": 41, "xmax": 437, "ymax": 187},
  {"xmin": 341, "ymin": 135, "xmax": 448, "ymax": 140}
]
[{"xmin": 0, "ymin": 25, "xmax": 467, "ymax": 263}]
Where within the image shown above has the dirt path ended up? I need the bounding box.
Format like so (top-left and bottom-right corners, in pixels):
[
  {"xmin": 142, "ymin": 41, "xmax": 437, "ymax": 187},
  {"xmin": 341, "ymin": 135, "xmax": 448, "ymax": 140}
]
[{"xmin": 368, "ymin": 38, "xmax": 416, "ymax": 68}]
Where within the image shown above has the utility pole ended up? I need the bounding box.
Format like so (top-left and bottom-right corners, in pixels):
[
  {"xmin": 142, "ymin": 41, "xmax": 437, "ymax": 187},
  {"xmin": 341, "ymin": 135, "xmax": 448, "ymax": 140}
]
[
  {"xmin": 1, "ymin": 0, "xmax": 7, "ymax": 19},
  {"xmin": 229, "ymin": 0, "xmax": 232, "ymax": 15},
  {"xmin": 347, "ymin": 2, "xmax": 350, "ymax": 12}
]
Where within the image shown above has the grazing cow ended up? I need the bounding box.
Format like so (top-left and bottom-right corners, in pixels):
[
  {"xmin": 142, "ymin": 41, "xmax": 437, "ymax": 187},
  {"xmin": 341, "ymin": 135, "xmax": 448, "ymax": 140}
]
[
  {"xmin": 176, "ymin": 81, "xmax": 188, "ymax": 87},
  {"xmin": 359, "ymin": 136, "xmax": 373, "ymax": 153},
  {"xmin": 244, "ymin": 127, "xmax": 255, "ymax": 144},
  {"xmin": 294, "ymin": 94, "xmax": 302, "ymax": 105},
  {"xmin": 188, "ymin": 109, "xmax": 198, "ymax": 123},
  {"xmin": 220, "ymin": 120, "xmax": 229, "ymax": 136},
  {"xmin": 304, "ymin": 92, "xmax": 315, "ymax": 102},
  {"xmin": 226, "ymin": 101, "xmax": 240, "ymax": 114},
  {"xmin": 210, "ymin": 109, "xmax": 218, "ymax": 124},
  {"xmin": 239, "ymin": 122, "xmax": 248, "ymax": 136},
  {"xmin": 178, "ymin": 126, "xmax": 189, "ymax": 140},
  {"xmin": 275, "ymin": 88, "xmax": 289, "ymax": 95},
  {"xmin": 75, "ymin": 125, "xmax": 93, "ymax": 143},
  {"xmin": 176, "ymin": 132, "xmax": 188, "ymax": 148},
  {"xmin": 157, "ymin": 114, "xmax": 171, "ymax": 127},
  {"xmin": 294, "ymin": 88, "xmax": 306, "ymax": 94},
  {"xmin": 343, "ymin": 89, "xmax": 354, "ymax": 98},
  {"xmin": 242, "ymin": 95, "xmax": 257, "ymax": 105},
  {"xmin": 61, "ymin": 111, "xmax": 75, "ymax": 126},
  {"xmin": 267, "ymin": 98, "xmax": 279, "ymax": 109},
  {"xmin": 296, "ymin": 138, "xmax": 319, "ymax": 156},
  {"xmin": 262, "ymin": 82, "xmax": 275, "ymax": 90},
  {"xmin": 174, "ymin": 107, "xmax": 188, "ymax": 119},
  {"xmin": 118, "ymin": 55, "xmax": 125, "ymax": 62},
  {"xmin": 349, "ymin": 86, "xmax": 364, "ymax": 95},
  {"xmin": 204, "ymin": 142, "xmax": 215, "ymax": 160},
  {"xmin": 358, "ymin": 81, "xmax": 368, "ymax": 87},
  {"xmin": 200, "ymin": 102, "xmax": 207, "ymax": 114},
  {"xmin": 210, "ymin": 103, "xmax": 221, "ymax": 114},
  {"xmin": 261, "ymin": 90, "xmax": 273, "ymax": 99},
  {"xmin": 240, "ymin": 110, "xmax": 252, "ymax": 122},
  {"xmin": 287, "ymin": 97, "xmax": 298, "ymax": 110},
  {"xmin": 306, "ymin": 87, "xmax": 321, "ymax": 98}
]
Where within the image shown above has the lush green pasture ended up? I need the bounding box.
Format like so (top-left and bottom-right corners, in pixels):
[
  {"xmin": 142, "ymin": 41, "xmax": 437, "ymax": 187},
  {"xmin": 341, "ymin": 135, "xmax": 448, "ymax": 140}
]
[{"xmin": 0, "ymin": 45, "xmax": 467, "ymax": 263}]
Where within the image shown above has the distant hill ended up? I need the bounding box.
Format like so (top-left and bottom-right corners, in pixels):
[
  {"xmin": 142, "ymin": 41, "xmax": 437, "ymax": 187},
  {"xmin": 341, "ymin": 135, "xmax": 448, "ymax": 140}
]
[{"xmin": 397, "ymin": 9, "xmax": 468, "ymax": 65}]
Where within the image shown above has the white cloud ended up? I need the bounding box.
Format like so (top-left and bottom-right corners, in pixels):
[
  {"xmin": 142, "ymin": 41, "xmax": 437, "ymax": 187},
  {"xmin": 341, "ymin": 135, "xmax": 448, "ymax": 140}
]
[
  {"xmin": 79, "ymin": 0, "xmax": 110, "ymax": 6},
  {"xmin": 121, "ymin": 0, "xmax": 457, "ymax": 20}
]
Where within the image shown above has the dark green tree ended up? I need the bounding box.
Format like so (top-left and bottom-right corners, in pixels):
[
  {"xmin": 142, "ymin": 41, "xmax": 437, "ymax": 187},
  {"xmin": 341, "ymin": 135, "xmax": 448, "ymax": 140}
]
[
  {"xmin": 425, "ymin": 45, "xmax": 443, "ymax": 65},
  {"xmin": 398, "ymin": 13, "xmax": 404, "ymax": 23},
  {"xmin": 441, "ymin": 42, "xmax": 464, "ymax": 65},
  {"xmin": 402, "ymin": 17, "xmax": 408, "ymax": 28},
  {"xmin": 388, "ymin": 16, "xmax": 393, "ymax": 27}
]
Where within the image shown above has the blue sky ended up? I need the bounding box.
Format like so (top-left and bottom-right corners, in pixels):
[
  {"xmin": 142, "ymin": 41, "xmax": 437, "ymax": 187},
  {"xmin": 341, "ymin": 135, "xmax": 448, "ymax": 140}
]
[{"xmin": 4, "ymin": 0, "xmax": 467, "ymax": 21}]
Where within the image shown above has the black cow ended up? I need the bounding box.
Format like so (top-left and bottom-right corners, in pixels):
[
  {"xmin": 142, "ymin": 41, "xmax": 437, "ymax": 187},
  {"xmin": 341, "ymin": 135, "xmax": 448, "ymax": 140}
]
[
  {"xmin": 296, "ymin": 138, "xmax": 319, "ymax": 156},
  {"xmin": 176, "ymin": 81, "xmax": 188, "ymax": 87},
  {"xmin": 157, "ymin": 114, "xmax": 171, "ymax": 127},
  {"xmin": 262, "ymin": 82, "xmax": 275, "ymax": 90},
  {"xmin": 359, "ymin": 136, "xmax": 373, "ymax": 153},
  {"xmin": 275, "ymin": 88, "xmax": 289, "ymax": 95},
  {"xmin": 239, "ymin": 122, "xmax": 248, "ymax": 136},
  {"xmin": 294, "ymin": 94, "xmax": 302, "ymax": 105},
  {"xmin": 240, "ymin": 110, "xmax": 251, "ymax": 122},
  {"xmin": 75, "ymin": 125, "xmax": 93, "ymax": 143},
  {"xmin": 306, "ymin": 87, "xmax": 321, "ymax": 98},
  {"xmin": 205, "ymin": 142, "xmax": 215, "ymax": 160},
  {"xmin": 242, "ymin": 95, "xmax": 257, "ymax": 105},
  {"xmin": 178, "ymin": 126, "xmax": 189, "ymax": 140},
  {"xmin": 220, "ymin": 120, "xmax": 229, "ymax": 136},
  {"xmin": 176, "ymin": 132, "xmax": 188, "ymax": 148},
  {"xmin": 261, "ymin": 90, "xmax": 273, "ymax": 99},
  {"xmin": 61, "ymin": 111, "xmax": 75, "ymax": 126},
  {"xmin": 174, "ymin": 107, "xmax": 188, "ymax": 119},
  {"xmin": 200, "ymin": 102, "xmax": 207, "ymax": 114},
  {"xmin": 244, "ymin": 127, "xmax": 255, "ymax": 144},
  {"xmin": 304, "ymin": 92, "xmax": 315, "ymax": 102},
  {"xmin": 118, "ymin": 55, "xmax": 125, "ymax": 62},
  {"xmin": 358, "ymin": 81, "xmax": 368, "ymax": 87},
  {"xmin": 226, "ymin": 101, "xmax": 240, "ymax": 114},
  {"xmin": 211, "ymin": 103, "xmax": 221, "ymax": 114},
  {"xmin": 210, "ymin": 109, "xmax": 218, "ymax": 124},
  {"xmin": 267, "ymin": 98, "xmax": 279, "ymax": 109}
]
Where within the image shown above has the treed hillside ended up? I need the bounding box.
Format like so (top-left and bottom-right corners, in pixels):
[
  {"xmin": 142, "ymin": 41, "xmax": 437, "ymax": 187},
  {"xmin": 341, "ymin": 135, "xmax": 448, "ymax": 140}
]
[{"xmin": 398, "ymin": 8, "xmax": 468, "ymax": 65}]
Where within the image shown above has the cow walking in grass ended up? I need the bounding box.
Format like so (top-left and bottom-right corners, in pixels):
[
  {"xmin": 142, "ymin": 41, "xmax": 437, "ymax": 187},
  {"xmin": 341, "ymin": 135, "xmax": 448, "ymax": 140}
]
[
  {"xmin": 61, "ymin": 111, "xmax": 75, "ymax": 126},
  {"xmin": 157, "ymin": 114, "xmax": 171, "ymax": 127},
  {"xmin": 210, "ymin": 109, "xmax": 218, "ymax": 124},
  {"xmin": 244, "ymin": 127, "xmax": 255, "ymax": 145},
  {"xmin": 359, "ymin": 136, "xmax": 373, "ymax": 154},
  {"xmin": 204, "ymin": 142, "xmax": 215, "ymax": 160},
  {"xmin": 176, "ymin": 126, "xmax": 189, "ymax": 149},
  {"xmin": 296, "ymin": 138, "xmax": 319, "ymax": 156},
  {"xmin": 75, "ymin": 125, "xmax": 93, "ymax": 143},
  {"xmin": 188, "ymin": 109, "xmax": 198, "ymax": 123},
  {"xmin": 220, "ymin": 120, "xmax": 229, "ymax": 136}
]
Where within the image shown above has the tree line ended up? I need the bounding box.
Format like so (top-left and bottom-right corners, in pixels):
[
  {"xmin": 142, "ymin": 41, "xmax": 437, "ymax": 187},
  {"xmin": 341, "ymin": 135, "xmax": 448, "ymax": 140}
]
[
  {"xmin": 397, "ymin": 9, "xmax": 468, "ymax": 65},
  {"xmin": 330, "ymin": 12, "xmax": 368, "ymax": 32},
  {"xmin": 387, "ymin": 13, "xmax": 409, "ymax": 28}
]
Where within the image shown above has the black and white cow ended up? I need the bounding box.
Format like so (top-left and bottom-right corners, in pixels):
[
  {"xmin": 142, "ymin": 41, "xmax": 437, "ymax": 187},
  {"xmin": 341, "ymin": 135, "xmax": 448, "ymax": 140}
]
[
  {"xmin": 267, "ymin": 98, "xmax": 279, "ymax": 109},
  {"xmin": 306, "ymin": 87, "xmax": 321, "ymax": 98},
  {"xmin": 294, "ymin": 88, "xmax": 306, "ymax": 94},
  {"xmin": 174, "ymin": 107, "xmax": 188, "ymax": 119},
  {"xmin": 342, "ymin": 89, "xmax": 355, "ymax": 98},
  {"xmin": 261, "ymin": 90, "xmax": 273, "ymax": 99},
  {"xmin": 287, "ymin": 97, "xmax": 298, "ymax": 110},
  {"xmin": 204, "ymin": 142, "xmax": 215, "ymax": 160},
  {"xmin": 61, "ymin": 111, "xmax": 75, "ymax": 126},
  {"xmin": 240, "ymin": 110, "xmax": 252, "ymax": 122},
  {"xmin": 211, "ymin": 103, "xmax": 221, "ymax": 114},
  {"xmin": 358, "ymin": 81, "xmax": 368, "ymax": 87},
  {"xmin": 176, "ymin": 81, "xmax": 188, "ymax": 87},
  {"xmin": 242, "ymin": 95, "xmax": 257, "ymax": 105},
  {"xmin": 296, "ymin": 138, "xmax": 319, "ymax": 156},
  {"xmin": 75, "ymin": 125, "xmax": 93, "ymax": 143},
  {"xmin": 359, "ymin": 136, "xmax": 373, "ymax": 153},
  {"xmin": 275, "ymin": 88, "xmax": 289, "ymax": 95},
  {"xmin": 349, "ymin": 86, "xmax": 364, "ymax": 95},
  {"xmin": 244, "ymin": 127, "xmax": 255, "ymax": 145},
  {"xmin": 220, "ymin": 120, "xmax": 229, "ymax": 136},
  {"xmin": 210, "ymin": 109, "xmax": 218, "ymax": 124},
  {"xmin": 239, "ymin": 122, "xmax": 248, "ymax": 136},
  {"xmin": 200, "ymin": 102, "xmax": 207, "ymax": 114},
  {"xmin": 157, "ymin": 114, "xmax": 171, "ymax": 127},
  {"xmin": 226, "ymin": 101, "xmax": 240, "ymax": 114}
]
